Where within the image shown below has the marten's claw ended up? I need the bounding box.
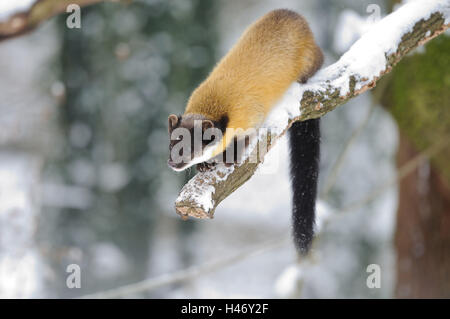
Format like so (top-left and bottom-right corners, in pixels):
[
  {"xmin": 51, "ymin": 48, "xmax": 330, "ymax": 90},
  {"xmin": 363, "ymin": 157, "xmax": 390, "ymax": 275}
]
[{"xmin": 196, "ymin": 161, "xmax": 216, "ymax": 172}]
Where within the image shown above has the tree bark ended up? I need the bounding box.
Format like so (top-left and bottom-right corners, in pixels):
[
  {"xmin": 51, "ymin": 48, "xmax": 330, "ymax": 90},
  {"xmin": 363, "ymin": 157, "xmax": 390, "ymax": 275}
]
[
  {"xmin": 395, "ymin": 134, "xmax": 450, "ymax": 298},
  {"xmin": 380, "ymin": 0, "xmax": 450, "ymax": 298},
  {"xmin": 176, "ymin": 1, "xmax": 450, "ymax": 219},
  {"xmin": 0, "ymin": 0, "xmax": 110, "ymax": 41}
]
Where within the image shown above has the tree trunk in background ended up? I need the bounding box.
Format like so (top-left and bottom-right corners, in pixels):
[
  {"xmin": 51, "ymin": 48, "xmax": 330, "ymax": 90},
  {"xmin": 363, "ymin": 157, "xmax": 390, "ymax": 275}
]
[
  {"xmin": 0, "ymin": 22, "xmax": 59, "ymax": 298},
  {"xmin": 379, "ymin": 24, "xmax": 450, "ymax": 297},
  {"xmin": 395, "ymin": 134, "xmax": 450, "ymax": 298}
]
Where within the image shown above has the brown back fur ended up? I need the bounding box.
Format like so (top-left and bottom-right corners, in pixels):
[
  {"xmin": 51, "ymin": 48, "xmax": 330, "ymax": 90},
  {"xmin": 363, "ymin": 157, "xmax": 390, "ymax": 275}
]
[{"xmin": 185, "ymin": 9, "xmax": 323, "ymax": 156}]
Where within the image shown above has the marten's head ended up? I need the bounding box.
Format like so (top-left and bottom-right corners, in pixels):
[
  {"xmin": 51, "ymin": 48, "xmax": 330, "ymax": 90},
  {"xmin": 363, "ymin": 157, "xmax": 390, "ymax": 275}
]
[{"xmin": 167, "ymin": 113, "xmax": 228, "ymax": 171}]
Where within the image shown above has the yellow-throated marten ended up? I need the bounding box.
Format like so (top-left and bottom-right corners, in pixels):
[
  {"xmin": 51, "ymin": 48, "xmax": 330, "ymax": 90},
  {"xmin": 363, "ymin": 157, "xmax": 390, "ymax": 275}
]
[{"xmin": 168, "ymin": 9, "xmax": 323, "ymax": 254}]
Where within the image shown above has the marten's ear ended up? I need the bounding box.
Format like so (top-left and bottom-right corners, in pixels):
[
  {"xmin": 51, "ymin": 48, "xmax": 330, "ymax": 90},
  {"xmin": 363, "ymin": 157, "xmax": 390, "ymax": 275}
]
[
  {"xmin": 202, "ymin": 119, "xmax": 214, "ymax": 131},
  {"xmin": 168, "ymin": 114, "xmax": 179, "ymax": 133}
]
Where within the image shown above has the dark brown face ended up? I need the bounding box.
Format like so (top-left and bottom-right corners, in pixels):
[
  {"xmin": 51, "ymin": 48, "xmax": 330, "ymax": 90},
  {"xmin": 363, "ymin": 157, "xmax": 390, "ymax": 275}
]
[{"xmin": 167, "ymin": 113, "xmax": 224, "ymax": 171}]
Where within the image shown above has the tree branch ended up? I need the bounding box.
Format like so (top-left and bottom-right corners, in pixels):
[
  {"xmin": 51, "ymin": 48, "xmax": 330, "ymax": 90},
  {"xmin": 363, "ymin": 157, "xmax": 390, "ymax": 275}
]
[
  {"xmin": 0, "ymin": 0, "xmax": 116, "ymax": 41},
  {"xmin": 175, "ymin": 0, "xmax": 450, "ymax": 219}
]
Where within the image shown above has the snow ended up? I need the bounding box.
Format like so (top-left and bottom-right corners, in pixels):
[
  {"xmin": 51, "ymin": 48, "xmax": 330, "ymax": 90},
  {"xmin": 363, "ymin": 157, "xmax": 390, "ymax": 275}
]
[
  {"xmin": 0, "ymin": 15, "xmax": 60, "ymax": 298},
  {"xmin": 0, "ymin": 0, "xmax": 35, "ymax": 21},
  {"xmin": 333, "ymin": 10, "xmax": 378, "ymax": 54},
  {"xmin": 177, "ymin": 165, "xmax": 234, "ymax": 212},
  {"xmin": 274, "ymin": 264, "xmax": 303, "ymax": 297},
  {"xmin": 177, "ymin": 0, "xmax": 449, "ymax": 217},
  {"xmin": 300, "ymin": 0, "xmax": 450, "ymax": 98},
  {"xmin": 177, "ymin": 82, "xmax": 300, "ymax": 213},
  {"xmin": 261, "ymin": 0, "xmax": 449, "ymax": 143},
  {"xmin": 263, "ymin": 82, "xmax": 304, "ymax": 135},
  {"xmin": 162, "ymin": 0, "xmax": 403, "ymax": 299},
  {"xmin": 0, "ymin": 153, "xmax": 43, "ymax": 298}
]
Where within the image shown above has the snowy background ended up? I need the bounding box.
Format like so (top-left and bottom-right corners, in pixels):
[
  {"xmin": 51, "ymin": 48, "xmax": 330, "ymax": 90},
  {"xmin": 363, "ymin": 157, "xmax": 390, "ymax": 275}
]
[{"xmin": 0, "ymin": 0, "xmax": 401, "ymax": 298}]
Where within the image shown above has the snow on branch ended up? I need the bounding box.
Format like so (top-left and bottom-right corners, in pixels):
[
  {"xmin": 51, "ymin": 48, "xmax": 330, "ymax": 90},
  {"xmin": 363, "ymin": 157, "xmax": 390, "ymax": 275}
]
[
  {"xmin": 0, "ymin": 0, "xmax": 112, "ymax": 41},
  {"xmin": 175, "ymin": 0, "xmax": 450, "ymax": 220}
]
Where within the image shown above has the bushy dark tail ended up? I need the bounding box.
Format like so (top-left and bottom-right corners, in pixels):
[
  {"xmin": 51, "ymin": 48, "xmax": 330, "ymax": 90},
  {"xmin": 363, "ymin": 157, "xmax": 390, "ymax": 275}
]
[{"xmin": 288, "ymin": 118, "xmax": 320, "ymax": 254}]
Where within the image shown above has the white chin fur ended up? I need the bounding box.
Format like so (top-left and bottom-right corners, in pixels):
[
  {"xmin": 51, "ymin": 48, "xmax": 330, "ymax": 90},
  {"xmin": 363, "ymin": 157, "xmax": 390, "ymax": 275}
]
[
  {"xmin": 173, "ymin": 146, "xmax": 216, "ymax": 171},
  {"xmin": 170, "ymin": 166, "xmax": 188, "ymax": 172}
]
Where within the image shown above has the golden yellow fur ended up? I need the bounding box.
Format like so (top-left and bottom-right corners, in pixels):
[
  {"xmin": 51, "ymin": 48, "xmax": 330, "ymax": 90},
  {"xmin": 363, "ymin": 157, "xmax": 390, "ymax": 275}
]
[{"xmin": 185, "ymin": 9, "xmax": 323, "ymax": 157}]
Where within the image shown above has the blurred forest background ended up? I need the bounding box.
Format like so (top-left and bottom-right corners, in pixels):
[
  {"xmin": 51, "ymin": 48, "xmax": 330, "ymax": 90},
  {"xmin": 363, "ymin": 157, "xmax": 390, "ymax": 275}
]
[{"xmin": 0, "ymin": 0, "xmax": 448, "ymax": 298}]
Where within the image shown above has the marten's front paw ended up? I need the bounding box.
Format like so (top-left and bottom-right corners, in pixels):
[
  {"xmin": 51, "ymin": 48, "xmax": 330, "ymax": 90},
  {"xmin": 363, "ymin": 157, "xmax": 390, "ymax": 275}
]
[{"xmin": 196, "ymin": 161, "xmax": 216, "ymax": 172}]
